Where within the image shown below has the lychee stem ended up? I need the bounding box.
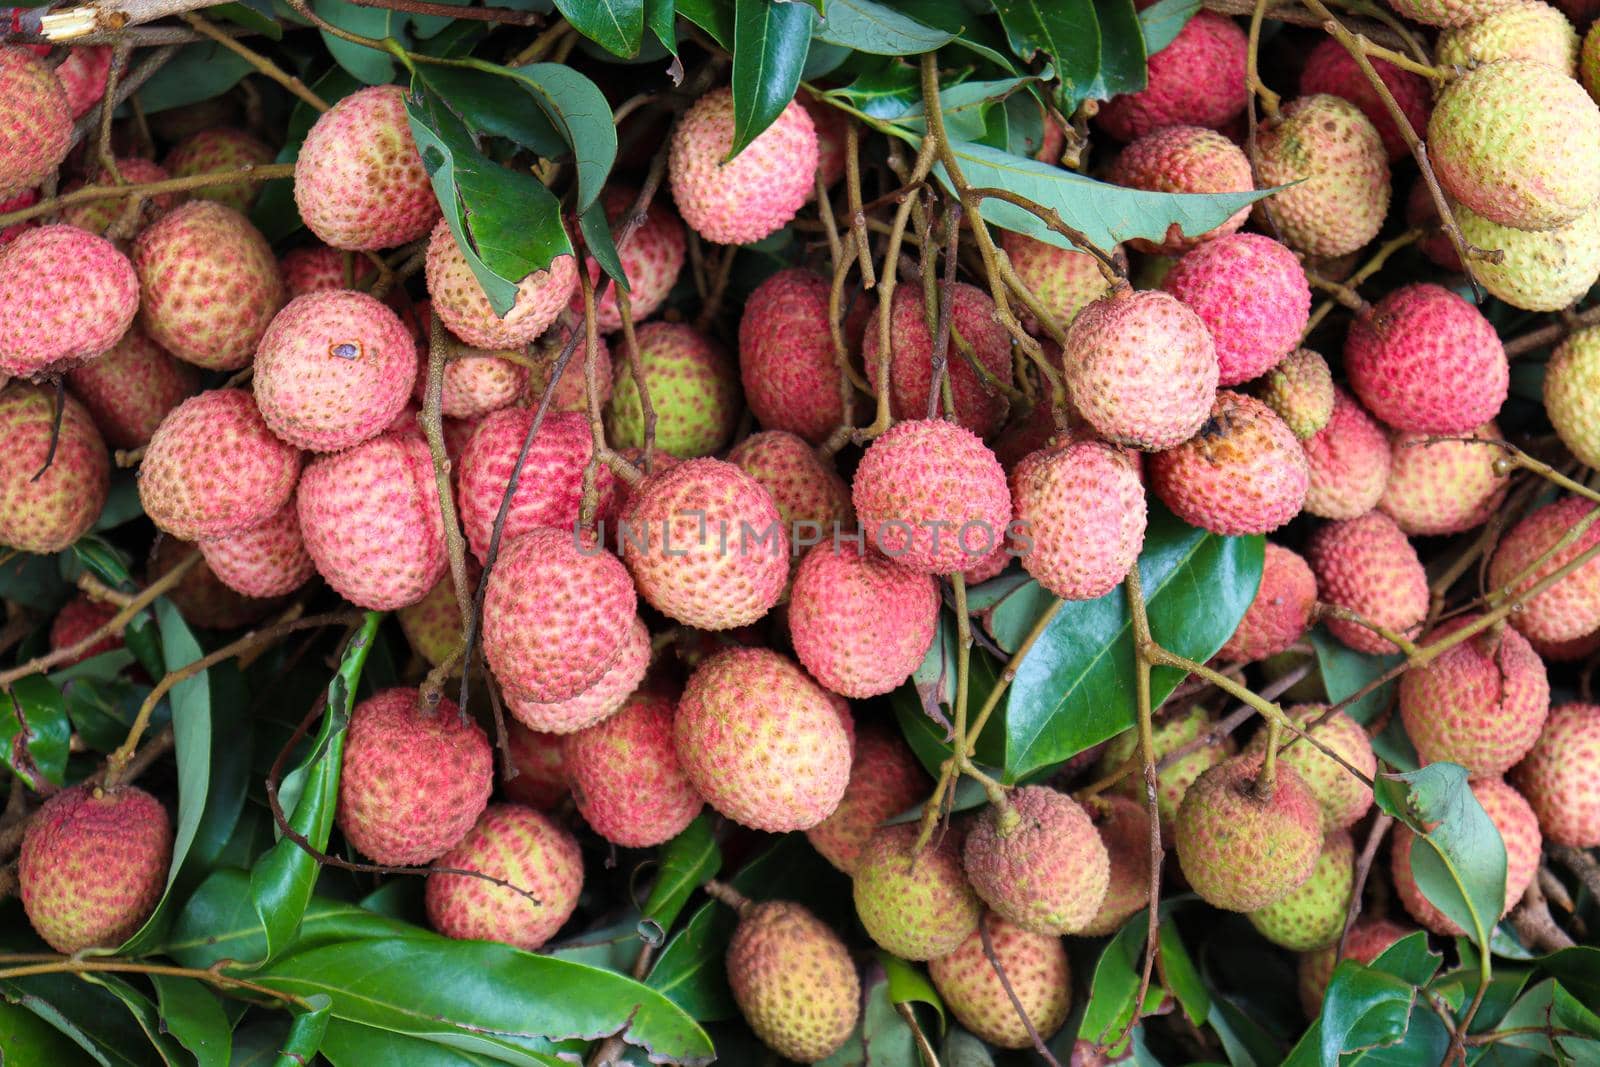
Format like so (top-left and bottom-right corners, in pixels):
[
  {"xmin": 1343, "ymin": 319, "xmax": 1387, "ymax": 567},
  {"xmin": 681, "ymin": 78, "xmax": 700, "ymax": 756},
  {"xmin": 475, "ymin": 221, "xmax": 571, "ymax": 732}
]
[
  {"xmin": 702, "ymin": 879, "xmax": 752, "ymax": 915},
  {"xmin": 1255, "ymin": 717, "xmax": 1282, "ymax": 801},
  {"xmin": 1245, "ymin": 0, "xmax": 1281, "ymax": 119}
]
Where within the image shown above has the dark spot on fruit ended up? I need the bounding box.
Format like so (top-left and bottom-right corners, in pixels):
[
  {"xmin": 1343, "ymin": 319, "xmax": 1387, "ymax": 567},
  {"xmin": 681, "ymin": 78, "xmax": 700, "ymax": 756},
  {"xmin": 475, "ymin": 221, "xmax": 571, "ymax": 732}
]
[{"xmin": 330, "ymin": 342, "xmax": 362, "ymax": 360}]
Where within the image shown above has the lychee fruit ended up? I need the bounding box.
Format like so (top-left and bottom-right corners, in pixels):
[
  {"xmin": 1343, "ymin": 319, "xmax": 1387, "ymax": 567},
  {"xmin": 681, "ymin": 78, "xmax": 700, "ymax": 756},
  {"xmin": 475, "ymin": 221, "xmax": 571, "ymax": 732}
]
[
  {"xmin": 1487, "ymin": 495, "xmax": 1600, "ymax": 644},
  {"xmin": 0, "ymin": 224, "xmax": 138, "ymax": 379},
  {"xmin": 0, "ymin": 384, "xmax": 108, "ymax": 553},
  {"xmin": 674, "ymin": 647, "xmax": 851, "ymax": 832},
  {"xmin": 725, "ymin": 897, "xmax": 860, "ymax": 1063},
  {"xmin": 608, "ymin": 320, "xmax": 739, "ymax": 457},
  {"xmin": 526, "ymin": 314, "xmax": 613, "ymax": 414},
  {"xmin": 1218, "ymin": 543, "xmax": 1318, "ymax": 663},
  {"xmin": 164, "ymin": 127, "xmax": 274, "ymax": 215},
  {"xmin": 788, "ymin": 543, "xmax": 939, "ymax": 698},
  {"xmin": 1298, "ymin": 917, "xmax": 1414, "ymax": 1017},
  {"xmin": 502, "ymin": 720, "xmax": 569, "ymax": 810},
  {"xmin": 426, "ymin": 804, "xmax": 582, "ymax": 951},
  {"xmin": 1096, "ymin": 12, "xmax": 1248, "ymax": 142},
  {"xmin": 1512, "ymin": 701, "xmax": 1600, "ymax": 846},
  {"xmin": 1062, "ymin": 287, "xmax": 1219, "ymax": 451},
  {"xmin": 48, "ymin": 594, "xmax": 121, "ymax": 666},
  {"xmin": 563, "ymin": 689, "xmax": 701, "ymax": 848},
  {"xmin": 199, "ymin": 496, "xmax": 315, "ymax": 598},
  {"xmin": 1108, "ymin": 126, "xmax": 1254, "ymax": 253},
  {"xmin": 1408, "ymin": 178, "xmax": 1464, "ymax": 271},
  {"xmin": 426, "ymin": 340, "xmax": 529, "ymax": 420},
  {"xmin": 0, "ymin": 47, "xmax": 70, "ymax": 197},
  {"xmin": 1151, "ymin": 391, "xmax": 1309, "ymax": 535},
  {"xmin": 572, "ymin": 184, "xmax": 685, "ymax": 331},
  {"xmin": 19, "ymin": 784, "xmax": 172, "ymax": 953},
  {"xmin": 1078, "ymin": 795, "xmax": 1153, "ymax": 937},
  {"xmin": 64, "ymin": 325, "xmax": 198, "ymax": 450},
  {"xmin": 1308, "ymin": 511, "xmax": 1429, "ymax": 655},
  {"xmin": 1299, "ymin": 37, "xmax": 1433, "ymax": 160},
  {"xmin": 928, "ymin": 913, "xmax": 1072, "ymax": 1050},
  {"xmin": 853, "ymin": 821, "xmax": 983, "ymax": 960},
  {"xmin": 425, "ymin": 218, "xmax": 577, "ymax": 350},
  {"xmin": 1248, "ymin": 830, "xmax": 1354, "ymax": 951},
  {"xmin": 1437, "ymin": 1, "xmax": 1580, "ymax": 72},
  {"xmin": 727, "ymin": 430, "xmax": 852, "ymax": 539},
  {"xmin": 668, "ymin": 87, "xmax": 818, "ymax": 245},
  {"xmin": 1545, "ymin": 326, "xmax": 1600, "ymax": 468},
  {"xmin": 133, "ymin": 201, "xmax": 284, "ymax": 371},
  {"xmin": 294, "ymin": 86, "xmax": 439, "ymax": 250},
  {"xmin": 1392, "ymin": 0, "xmax": 1518, "ymax": 27},
  {"xmin": 502, "ymin": 615, "xmax": 650, "ymax": 734},
  {"xmin": 1456, "ymin": 200, "xmax": 1600, "ymax": 312},
  {"xmin": 805, "ymin": 724, "xmax": 928, "ymax": 874},
  {"xmin": 396, "ymin": 562, "xmax": 475, "ymax": 671},
  {"xmin": 1244, "ymin": 705, "xmax": 1376, "ymax": 831},
  {"xmin": 1010, "ymin": 435, "xmax": 1146, "ymax": 601},
  {"xmin": 55, "ymin": 46, "xmax": 112, "ymax": 120},
  {"xmin": 147, "ymin": 535, "xmax": 281, "ymax": 630},
  {"xmin": 1301, "ymin": 387, "xmax": 1392, "ymax": 520},
  {"xmin": 1102, "ymin": 706, "xmax": 1236, "ymax": 835},
  {"xmin": 1258, "ymin": 348, "xmax": 1335, "ymax": 440},
  {"xmin": 963, "ymin": 786, "xmax": 1111, "ymax": 936},
  {"xmin": 1175, "ymin": 754, "xmax": 1324, "ymax": 912},
  {"xmin": 863, "ymin": 282, "xmax": 1013, "ymax": 437},
  {"xmin": 60, "ymin": 157, "xmax": 178, "ymax": 236},
  {"xmin": 279, "ymin": 243, "xmax": 379, "ymax": 296},
  {"xmin": 1379, "ymin": 424, "xmax": 1510, "ymax": 536},
  {"xmin": 998, "ymin": 230, "xmax": 1114, "ymax": 331},
  {"xmin": 1254, "ymin": 94, "xmax": 1391, "ymax": 258},
  {"xmin": 737, "ymin": 269, "xmax": 855, "ymax": 444},
  {"xmin": 1162, "ymin": 233, "xmax": 1310, "ymax": 387}
]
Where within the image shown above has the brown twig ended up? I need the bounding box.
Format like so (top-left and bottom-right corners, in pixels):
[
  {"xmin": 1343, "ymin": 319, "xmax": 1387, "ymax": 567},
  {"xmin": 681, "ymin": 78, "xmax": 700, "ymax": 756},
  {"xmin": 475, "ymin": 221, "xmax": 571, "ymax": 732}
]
[
  {"xmin": 349, "ymin": 0, "xmax": 544, "ymax": 22},
  {"xmin": 184, "ymin": 12, "xmax": 328, "ymax": 111},
  {"xmin": 979, "ymin": 914, "xmax": 1064, "ymax": 1066},
  {"xmin": 1336, "ymin": 813, "xmax": 1393, "ymax": 961},
  {"xmin": 0, "ymin": 163, "xmax": 296, "ymax": 228}
]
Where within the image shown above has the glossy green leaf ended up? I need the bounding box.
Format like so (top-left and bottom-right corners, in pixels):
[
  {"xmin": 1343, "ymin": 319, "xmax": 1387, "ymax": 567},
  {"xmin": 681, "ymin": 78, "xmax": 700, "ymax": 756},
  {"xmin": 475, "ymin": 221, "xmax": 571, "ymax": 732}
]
[
  {"xmin": 321, "ymin": 1019, "xmax": 543, "ymax": 1065},
  {"xmin": 412, "ymin": 65, "xmax": 565, "ymax": 158},
  {"xmin": 641, "ymin": 815, "xmax": 721, "ymax": 936},
  {"xmin": 881, "ymin": 954, "xmax": 944, "ymax": 1030},
  {"xmin": 2, "ymin": 675, "xmax": 71, "ymax": 788},
  {"xmin": 887, "ymin": 0, "xmax": 1016, "ymax": 68},
  {"xmin": 499, "ymin": 62, "xmax": 618, "ymax": 213},
  {"xmin": 888, "ymin": 77, "xmax": 1035, "ymax": 143},
  {"xmin": 1080, "ymin": 0, "xmax": 1146, "ymax": 102},
  {"xmin": 676, "ymin": 0, "xmax": 733, "ymax": 47},
  {"xmin": 1311, "ymin": 627, "xmax": 1402, "ymax": 726},
  {"xmin": 1319, "ymin": 962, "xmax": 1417, "ymax": 1064},
  {"xmin": 1371, "ymin": 931, "xmax": 1443, "ymax": 987},
  {"xmin": 731, "ymin": 0, "xmax": 816, "ymax": 158},
  {"xmin": 1535, "ymin": 947, "xmax": 1600, "ymax": 1012},
  {"xmin": 578, "ymin": 195, "xmax": 629, "ymax": 291},
  {"xmin": 646, "ymin": 0, "xmax": 677, "ymax": 52},
  {"xmin": 150, "ymin": 976, "xmax": 230, "ymax": 1067},
  {"xmin": 79, "ymin": 974, "xmax": 186, "ymax": 1065},
  {"xmin": 1077, "ymin": 909, "xmax": 1168, "ymax": 1053},
  {"xmin": 555, "ymin": 0, "xmax": 645, "ymax": 57},
  {"xmin": 1160, "ymin": 915, "xmax": 1209, "ymax": 1026},
  {"xmin": 314, "ymin": 0, "xmax": 401, "ymax": 84},
  {"xmin": 813, "ymin": 0, "xmax": 952, "ymax": 54},
  {"xmin": 992, "ymin": 0, "xmax": 1098, "ymax": 96},
  {"xmin": 136, "ymin": 42, "xmax": 253, "ymax": 114},
  {"xmin": 1139, "ymin": 0, "xmax": 1199, "ymax": 54},
  {"xmin": 277, "ymin": 995, "xmax": 333, "ymax": 1067},
  {"xmin": 0, "ymin": 998, "xmax": 92, "ymax": 1065},
  {"xmin": 1, "ymin": 972, "xmax": 165, "ymax": 1067}
]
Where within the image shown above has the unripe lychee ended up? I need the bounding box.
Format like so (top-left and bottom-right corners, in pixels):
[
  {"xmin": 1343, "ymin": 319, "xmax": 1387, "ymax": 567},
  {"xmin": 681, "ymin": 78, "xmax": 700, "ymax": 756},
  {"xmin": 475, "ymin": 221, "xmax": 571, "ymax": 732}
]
[
  {"xmin": 60, "ymin": 157, "xmax": 178, "ymax": 236},
  {"xmin": 1010, "ymin": 436, "xmax": 1146, "ymax": 600},
  {"xmin": 1219, "ymin": 543, "xmax": 1318, "ymax": 663},
  {"xmin": 426, "ymin": 804, "xmax": 582, "ymax": 951},
  {"xmin": 806, "ymin": 724, "xmax": 928, "ymax": 874},
  {"xmin": 133, "ymin": 201, "xmax": 284, "ymax": 370},
  {"xmin": 502, "ymin": 615, "xmax": 650, "ymax": 734},
  {"xmin": 1487, "ymin": 496, "xmax": 1600, "ymax": 644},
  {"xmin": 254, "ymin": 291, "xmax": 417, "ymax": 452},
  {"xmin": 297, "ymin": 431, "xmax": 447, "ymax": 610},
  {"xmin": 396, "ymin": 561, "xmax": 476, "ymax": 671},
  {"xmin": 1107, "ymin": 125, "xmax": 1253, "ymax": 253},
  {"xmin": 1254, "ymin": 94, "xmax": 1391, "ymax": 258},
  {"xmin": 675, "ymin": 647, "xmax": 851, "ymax": 832},
  {"xmin": 726, "ymin": 898, "xmax": 860, "ymax": 1063},
  {"xmin": 1457, "ymin": 201, "xmax": 1600, "ymax": 311},
  {"xmin": 425, "ymin": 218, "xmax": 577, "ymax": 349},
  {"xmin": 0, "ymin": 224, "xmax": 138, "ymax": 379},
  {"xmin": 864, "ymin": 283, "xmax": 1013, "ymax": 437},
  {"xmin": 1079, "ymin": 795, "xmax": 1153, "ymax": 936},
  {"xmin": 1545, "ymin": 326, "xmax": 1600, "ymax": 467},
  {"xmin": 998, "ymin": 230, "xmax": 1114, "ymax": 330},
  {"xmin": 1512, "ymin": 702, "xmax": 1600, "ymax": 845},
  {"xmin": 737, "ymin": 269, "xmax": 854, "ymax": 444},
  {"xmin": 1587, "ymin": 21, "xmax": 1600, "ymax": 96},
  {"xmin": 1392, "ymin": 0, "xmax": 1517, "ymax": 26},
  {"xmin": 481, "ymin": 526, "xmax": 635, "ymax": 702},
  {"xmin": 1063, "ymin": 288, "xmax": 1219, "ymax": 451},
  {"xmin": 928, "ymin": 913, "xmax": 1072, "ymax": 1050},
  {"xmin": 668, "ymin": 88, "xmax": 818, "ymax": 245},
  {"xmin": 1162, "ymin": 234, "xmax": 1310, "ymax": 387},
  {"xmin": 1102, "ymin": 706, "xmax": 1236, "ymax": 835},
  {"xmin": 279, "ymin": 244, "xmax": 378, "ymax": 297},
  {"xmin": 1379, "ymin": 424, "xmax": 1510, "ymax": 536},
  {"xmin": 727, "ymin": 430, "xmax": 852, "ymax": 538},
  {"xmin": 1299, "ymin": 38, "xmax": 1433, "ymax": 160},
  {"xmin": 963, "ymin": 786, "xmax": 1111, "ymax": 935},
  {"xmin": 1245, "ymin": 705, "xmax": 1376, "ymax": 831},
  {"xmin": 164, "ymin": 127, "xmax": 274, "ymax": 214},
  {"xmin": 1151, "ymin": 391, "xmax": 1308, "ymax": 535},
  {"xmin": 563, "ymin": 689, "xmax": 701, "ymax": 847},
  {"xmin": 789, "ymin": 543, "xmax": 938, "ymax": 698},
  {"xmin": 1391, "ymin": 776, "xmax": 1539, "ymax": 935},
  {"xmin": 853, "ymin": 822, "xmax": 983, "ymax": 960},
  {"xmin": 295, "ymin": 86, "xmax": 438, "ymax": 250},
  {"xmin": 526, "ymin": 316, "xmax": 613, "ymax": 413},
  {"xmin": 621, "ymin": 457, "xmax": 788, "ymax": 628},
  {"xmin": 138, "ymin": 388, "xmax": 300, "ymax": 542},
  {"xmin": 1097, "ymin": 12, "xmax": 1248, "ymax": 142},
  {"xmin": 65, "ymin": 325, "xmax": 198, "ymax": 450},
  {"xmin": 571, "ymin": 185, "xmax": 685, "ymax": 331},
  {"xmin": 851, "ymin": 419, "xmax": 1012, "ymax": 574},
  {"xmin": 1258, "ymin": 348, "xmax": 1335, "ymax": 440},
  {"xmin": 1309, "ymin": 511, "xmax": 1429, "ymax": 655},
  {"xmin": 1248, "ymin": 830, "xmax": 1354, "ymax": 950},
  {"xmin": 503, "ymin": 720, "xmax": 568, "ymax": 810},
  {"xmin": 1301, "ymin": 387, "xmax": 1391, "ymax": 520},
  {"xmin": 1430, "ymin": 59, "xmax": 1600, "ymax": 229},
  {"xmin": 608, "ymin": 321, "xmax": 739, "ymax": 457},
  {"xmin": 1175, "ymin": 754, "xmax": 1324, "ymax": 912},
  {"xmin": 1437, "ymin": 1, "xmax": 1580, "ymax": 72},
  {"xmin": 19, "ymin": 785, "xmax": 172, "ymax": 953},
  {"xmin": 199, "ymin": 497, "xmax": 315, "ymax": 598},
  {"xmin": 49, "ymin": 595, "xmax": 120, "ymax": 666},
  {"xmin": 0, "ymin": 47, "xmax": 70, "ymax": 197},
  {"xmin": 337, "ymin": 688, "xmax": 492, "ymax": 865},
  {"xmin": 0, "ymin": 384, "xmax": 108, "ymax": 553}
]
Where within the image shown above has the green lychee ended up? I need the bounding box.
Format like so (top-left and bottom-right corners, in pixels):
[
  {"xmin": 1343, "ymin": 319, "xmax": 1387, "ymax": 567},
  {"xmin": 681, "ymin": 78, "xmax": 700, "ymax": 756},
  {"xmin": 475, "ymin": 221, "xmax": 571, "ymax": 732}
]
[
  {"xmin": 1243, "ymin": 704, "xmax": 1376, "ymax": 831},
  {"xmin": 725, "ymin": 898, "xmax": 860, "ymax": 1063},
  {"xmin": 853, "ymin": 822, "xmax": 983, "ymax": 960},
  {"xmin": 1254, "ymin": 94, "xmax": 1390, "ymax": 257},
  {"xmin": 1257, "ymin": 348, "xmax": 1335, "ymax": 440},
  {"xmin": 928, "ymin": 912, "xmax": 1072, "ymax": 1049},
  {"xmin": 1248, "ymin": 829, "xmax": 1354, "ymax": 950},
  {"xmin": 608, "ymin": 321, "xmax": 739, "ymax": 458}
]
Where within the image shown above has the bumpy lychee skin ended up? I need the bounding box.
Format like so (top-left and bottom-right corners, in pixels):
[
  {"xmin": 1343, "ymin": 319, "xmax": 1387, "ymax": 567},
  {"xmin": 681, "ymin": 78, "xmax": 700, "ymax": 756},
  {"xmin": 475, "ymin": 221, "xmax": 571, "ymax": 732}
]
[
  {"xmin": 1430, "ymin": 59, "xmax": 1600, "ymax": 230},
  {"xmin": 524, "ymin": 317, "xmax": 614, "ymax": 415},
  {"xmin": 1309, "ymin": 511, "xmax": 1429, "ymax": 655},
  {"xmin": 1245, "ymin": 705, "xmax": 1376, "ymax": 831},
  {"xmin": 397, "ymin": 563, "xmax": 475, "ymax": 670},
  {"xmin": 0, "ymin": 225, "xmax": 138, "ymax": 379},
  {"xmin": 1254, "ymin": 94, "xmax": 1391, "ymax": 258},
  {"xmin": 851, "ymin": 419, "xmax": 1012, "ymax": 575},
  {"xmin": 1219, "ymin": 544, "xmax": 1318, "ymax": 663},
  {"xmin": 295, "ymin": 86, "xmax": 439, "ymax": 251},
  {"xmin": 562, "ymin": 689, "xmax": 701, "ymax": 848},
  {"xmin": 503, "ymin": 720, "xmax": 569, "ymax": 809},
  {"xmin": 929, "ymin": 913, "xmax": 1072, "ymax": 1050},
  {"xmin": 1437, "ymin": 1, "xmax": 1580, "ymax": 72},
  {"xmin": 49, "ymin": 595, "xmax": 121, "ymax": 666},
  {"xmin": 55, "ymin": 46, "xmax": 111, "ymax": 119},
  {"xmin": 1392, "ymin": 777, "xmax": 1540, "ymax": 935},
  {"xmin": 481, "ymin": 526, "xmax": 635, "ymax": 702},
  {"xmin": 1457, "ymin": 201, "xmax": 1600, "ymax": 312},
  {"xmin": 1011, "ymin": 436, "xmax": 1146, "ymax": 601},
  {"xmin": 806, "ymin": 725, "xmax": 928, "ymax": 874},
  {"xmin": 621, "ymin": 458, "xmax": 789, "ymax": 629},
  {"xmin": 1175, "ymin": 755, "xmax": 1324, "ymax": 912},
  {"xmin": 426, "ymin": 339, "xmax": 528, "ymax": 420},
  {"xmin": 609, "ymin": 321, "xmax": 739, "ymax": 457},
  {"xmin": 336, "ymin": 689, "xmax": 492, "ymax": 866},
  {"xmin": 279, "ymin": 244, "xmax": 377, "ymax": 297},
  {"xmin": 1587, "ymin": 21, "xmax": 1600, "ymax": 97},
  {"xmin": 253, "ymin": 291, "xmax": 417, "ymax": 452},
  {"xmin": 165, "ymin": 127, "xmax": 274, "ymax": 214},
  {"xmin": 1097, "ymin": 12, "xmax": 1248, "ymax": 142},
  {"xmin": 1513, "ymin": 702, "xmax": 1600, "ymax": 846},
  {"xmin": 0, "ymin": 47, "xmax": 70, "ymax": 197},
  {"xmin": 148, "ymin": 534, "xmax": 282, "ymax": 629},
  {"xmin": 133, "ymin": 201, "xmax": 284, "ymax": 371},
  {"xmin": 60, "ymin": 157, "xmax": 177, "ymax": 235},
  {"xmin": 19, "ymin": 785, "xmax": 171, "ymax": 954},
  {"xmin": 1380, "ymin": 424, "xmax": 1511, "ymax": 536},
  {"xmin": 426, "ymin": 804, "xmax": 583, "ymax": 951},
  {"xmin": 727, "ymin": 430, "xmax": 852, "ymax": 538},
  {"xmin": 1150, "ymin": 391, "xmax": 1309, "ymax": 536},
  {"xmin": 738, "ymin": 270, "xmax": 852, "ymax": 444},
  {"xmin": 65, "ymin": 325, "xmax": 198, "ymax": 450},
  {"xmin": 572, "ymin": 185, "xmax": 685, "ymax": 331},
  {"xmin": 1392, "ymin": 0, "xmax": 1517, "ymax": 26},
  {"xmin": 199, "ymin": 497, "xmax": 315, "ymax": 598},
  {"xmin": 1546, "ymin": 327, "xmax": 1600, "ymax": 467},
  {"xmin": 854, "ymin": 822, "xmax": 983, "ymax": 960},
  {"xmin": 1248, "ymin": 830, "xmax": 1354, "ymax": 951},
  {"xmin": 865, "ymin": 282, "xmax": 1013, "ymax": 437},
  {"xmin": 789, "ymin": 544, "xmax": 938, "ymax": 698},
  {"xmin": 1063, "ymin": 288, "xmax": 1219, "ymax": 451},
  {"xmin": 503, "ymin": 615, "xmax": 650, "ymax": 734},
  {"xmin": 726, "ymin": 900, "xmax": 860, "ymax": 1064},
  {"xmin": 425, "ymin": 218, "xmax": 577, "ymax": 350},
  {"xmin": 998, "ymin": 231, "xmax": 1114, "ymax": 330},
  {"xmin": 1103, "ymin": 706, "xmax": 1236, "ymax": 834},
  {"xmin": 1301, "ymin": 387, "xmax": 1391, "ymax": 520},
  {"xmin": 0, "ymin": 385, "xmax": 108, "ymax": 553},
  {"xmin": 1162, "ymin": 234, "xmax": 1310, "ymax": 387},
  {"xmin": 1300, "ymin": 40, "xmax": 1432, "ymax": 160},
  {"xmin": 138, "ymin": 389, "xmax": 300, "ymax": 543},
  {"xmin": 668, "ymin": 87, "xmax": 818, "ymax": 245},
  {"xmin": 1345, "ymin": 284, "xmax": 1507, "ymax": 434},
  {"xmin": 675, "ymin": 648, "xmax": 851, "ymax": 832},
  {"xmin": 1108, "ymin": 126, "xmax": 1254, "ymax": 253},
  {"xmin": 1080, "ymin": 795, "xmax": 1153, "ymax": 936},
  {"xmin": 1488, "ymin": 496, "xmax": 1600, "ymax": 644},
  {"xmin": 964, "ymin": 787, "xmax": 1111, "ymax": 936},
  {"xmin": 1259, "ymin": 348, "xmax": 1335, "ymax": 440},
  {"xmin": 297, "ymin": 431, "xmax": 448, "ymax": 611},
  {"xmin": 1298, "ymin": 917, "xmax": 1413, "ymax": 1016}
]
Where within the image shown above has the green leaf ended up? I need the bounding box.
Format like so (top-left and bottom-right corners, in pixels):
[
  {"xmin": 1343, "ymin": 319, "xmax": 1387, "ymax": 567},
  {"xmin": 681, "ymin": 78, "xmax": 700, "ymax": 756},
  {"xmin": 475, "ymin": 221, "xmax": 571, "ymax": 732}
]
[
  {"xmin": 646, "ymin": 0, "xmax": 677, "ymax": 52},
  {"xmin": 1535, "ymin": 947, "xmax": 1600, "ymax": 1013},
  {"xmin": 1160, "ymin": 916, "xmax": 1209, "ymax": 1026},
  {"xmin": 641, "ymin": 815, "xmax": 721, "ymax": 936},
  {"xmin": 813, "ymin": 0, "xmax": 952, "ymax": 55},
  {"xmin": 322, "ymin": 1019, "xmax": 539, "ymax": 1065},
  {"xmin": 554, "ymin": 0, "xmax": 645, "ymax": 58},
  {"xmin": 992, "ymin": 0, "xmax": 1098, "ymax": 96},
  {"xmin": 150, "ymin": 976, "xmax": 231, "ymax": 1067},
  {"xmin": 0, "ymin": 998, "xmax": 93, "ymax": 1065},
  {"xmin": 499, "ymin": 62, "xmax": 618, "ymax": 213},
  {"xmin": 1319, "ymin": 962, "xmax": 1417, "ymax": 1063},
  {"xmin": 211, "ymin": 1, "xmax": 283, "ymax": 38},
  {"xmin": 888, "ymin": 78, "xmax": 1035, "ymax": 143},
  {"xmin": 412, "ymin": 66, "xmax": 565, "ymax": 158},
  {"xmin": 982, "ymin": 503, "xmax": 1263, "ymax": 780},
  {"xmin": 1077, "ymin": 910, "xmax": 1167, "ymax": 1053},
  {"xmin": 1079, "ymin": 0, "xmax": 1146, "ymax": 102},
  {"xmin": 314, "ymin": 0, "xmax": 401, "ymax": 84},
  {"xmin": 881, "ymin": 954, "xmax": 944, "ymax": 1030},
  {"xmin": 1138, "ymin": 0, "xmax": 1199, "ymax": 55},
  {"xmin": 278, "ymin": 996, "xmax": 333, "ymax": 1067},
  {"xmin": 1310, "ymin": 627, "xmax": 1402, "ymax": 726},
  {"xmin": 676, "ymin": 0, "xmax": 733, "ymax": 47},
  {"xmin": 730, "ymin": 0, "xmax": 816, "ymax": 158},
  {"xmin": 79, "ymin": 974, "xmax": 186, "ymax": 1065},
  {"xmin": 90, "ymin": 475, "xmax": 145, "ymax": 531},
  {"xmin": 1371, "ymin": 931, "xmax": 1443, "ymax": 987},
  {"xmin": 578, "ymin": 195, "xmax": 629, "ymax": 291},
  {"xmin": 136, "ymin": 42, "xmax": 253, "ymax": 113},
  {"xmin": 0, "ymin": 972, "xmax": 163, "ymax": 1067},
  {"xmin": 0, "ymin": 551, "xmax": 68, "ymax": 611},
  {"xmin": 3, "ymin": 675, "xmax": 71, "ymax": 788}
]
